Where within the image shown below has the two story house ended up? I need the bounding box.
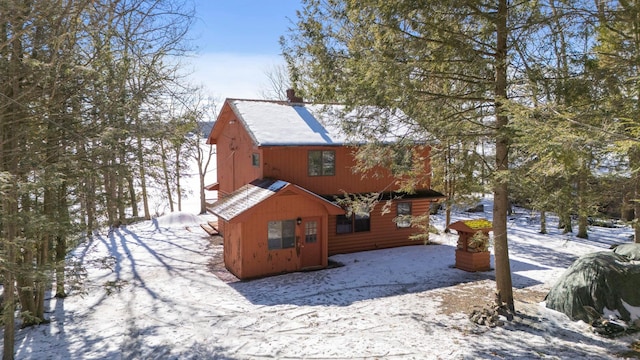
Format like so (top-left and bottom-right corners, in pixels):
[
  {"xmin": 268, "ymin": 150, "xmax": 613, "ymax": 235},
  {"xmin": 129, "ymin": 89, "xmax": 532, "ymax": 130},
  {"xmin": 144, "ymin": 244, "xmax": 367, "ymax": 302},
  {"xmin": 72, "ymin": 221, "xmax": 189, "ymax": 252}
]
[{"xmin": 206, "ymin": 92, "xmax": 445, "ymax": 279}]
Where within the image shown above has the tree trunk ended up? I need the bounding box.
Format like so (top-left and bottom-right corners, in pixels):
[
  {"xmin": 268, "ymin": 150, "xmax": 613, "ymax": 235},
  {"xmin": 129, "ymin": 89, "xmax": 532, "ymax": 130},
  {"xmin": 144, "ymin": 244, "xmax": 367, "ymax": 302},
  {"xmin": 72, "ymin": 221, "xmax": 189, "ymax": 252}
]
[
  {"xmin": 16, "ymin": 247, "xmax": 36, "ymax": 325},
  {"xmin": 197, "ymin": 142, "xmax": 214, "ymax": 214},
  {"xmin": 128, "ymin": 175, "xmax": 138, "ymax": 218},
  {"xmin": 86, "ymin": 171, "xmax": 96, "ymax": 235},
  {"xmin": 493, "ymin": 0, "xmax": 514, "ymax": 312},
  {"xmin": 117, "ymin": 165, "xmax": 126, "ymax": 222},
  {"xmin": 576, "ymin": 173, "xmax": 588, "ymax": 239},
  {"xmin": 55, "ymin": 181, "xmax": 69, "ymax": 298},
  {"xmin": 136, "ymin": 134, "xmax": 151, "ymax": 220},
  {"xmin": 445, "ymin": 204, "xmax": 452, "ymax": 233},
  {"xmin": 160, "ymin": 140, "xmax": 174, "ymax": 212},
  {"xmin": 103, "ymin": 158, "xmax": 118, "ymax": 225},
  {"xmin": 539, "ymin": 210, "xmax": 547, "ymax": 234},
  {"xmin": 2, "ymin": 185, "xmax": 17, "ymax": 360},
  {"xmin": 175, "ymin": 150, "xmax": 182, "ymax": 212},
  {"xmin": 631, "ymin": 146, "xmax": 640, "ymax": 243},
  {"xmin": 559, "ymin": 211, "xmax": 573, "ymax": 234},
  {"xmin": 199, "ymin": 169, "xmax": 207, "ymax": 214}
]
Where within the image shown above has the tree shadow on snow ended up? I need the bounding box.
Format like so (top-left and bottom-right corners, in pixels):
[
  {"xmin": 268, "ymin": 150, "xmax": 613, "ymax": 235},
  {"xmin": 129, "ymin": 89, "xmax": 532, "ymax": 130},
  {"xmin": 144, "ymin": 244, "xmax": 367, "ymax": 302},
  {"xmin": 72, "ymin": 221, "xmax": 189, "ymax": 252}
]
[
  {"xmin": 461, "ymin": 306, "xmax": 624, "ymax": 359},
  {"xmin": 230, "ymin": 244, "xmax": 547, "ymax": 307}
]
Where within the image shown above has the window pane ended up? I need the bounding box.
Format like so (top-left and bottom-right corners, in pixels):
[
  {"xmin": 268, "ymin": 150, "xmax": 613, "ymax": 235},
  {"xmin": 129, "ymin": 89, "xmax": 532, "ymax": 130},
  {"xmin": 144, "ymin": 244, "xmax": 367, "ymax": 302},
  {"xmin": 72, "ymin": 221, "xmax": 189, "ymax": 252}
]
[
  {"xmin": 252, "ymin": 153, "xmax": 260, "ymax": 167},
  {"xmin": 305, "ymin": 221, "xmax": 318, "ymax": 243},
  {"xmin": 398, "ymin": 202, "xmax": 411, "ymax": 215},
  {"xmin": 282, "ymin": 220, "xmax": 296, "ymax": 248},
  {"xmin": 268, "ymin": 220, "xmax": 296, "ymax": 250},
  {"xmin": 268, "ymin": 221, "xmax": 282, "ymax": 250},
  {"xmin": 336, "ymin": 215, "xmax": 352, "ymax": 234},
  {"xmin": 309, "ymin": 150, "xmax": 335, "ymax": 176},
  {"xmin": 354, "ymin": 213, "xmax": 370, "ymax": 232},
  {"xmin": 393, "ymin": 148, "xmax": 412, "ymax": 174},
  {"xmin": 268, "ymin": 238, "xmax": 282, "ymax": 250},
  {"xmin": 268, "ymin": 221, "xmax": 281, "ymax": 240},
  {"xmin": 308, "ymin": 151, "xmax": 322, "ymax": 176},
  {"xmin": 322, "ymin": 151, "xmax": 335, "ymax": 175},
  {"xmin": 397, "ymin": 202, "xmax": 412, "ymax": 228}
]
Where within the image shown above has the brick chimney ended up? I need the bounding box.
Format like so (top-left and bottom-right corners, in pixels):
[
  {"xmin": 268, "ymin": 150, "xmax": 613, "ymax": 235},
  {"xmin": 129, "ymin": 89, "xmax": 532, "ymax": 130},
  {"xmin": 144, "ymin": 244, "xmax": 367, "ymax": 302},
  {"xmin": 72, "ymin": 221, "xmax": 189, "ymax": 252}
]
[{"xmin": 286, "ymin": 88, "xmax": 303, "ymax": 103}]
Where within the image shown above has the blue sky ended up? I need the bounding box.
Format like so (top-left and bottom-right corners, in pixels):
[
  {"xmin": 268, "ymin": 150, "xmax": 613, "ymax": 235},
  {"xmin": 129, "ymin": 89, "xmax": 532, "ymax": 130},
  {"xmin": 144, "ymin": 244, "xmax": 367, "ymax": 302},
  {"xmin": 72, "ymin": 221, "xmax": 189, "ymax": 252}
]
[{"xmin": 187, "ymin": 1, "xmax": 302, "ymax": 103}]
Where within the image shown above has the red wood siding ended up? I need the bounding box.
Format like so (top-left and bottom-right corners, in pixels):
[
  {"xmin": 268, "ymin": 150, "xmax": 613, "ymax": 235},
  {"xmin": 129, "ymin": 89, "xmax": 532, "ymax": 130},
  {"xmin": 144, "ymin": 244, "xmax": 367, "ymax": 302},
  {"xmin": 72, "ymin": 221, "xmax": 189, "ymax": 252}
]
[
  {"xmin": 262, "ymin": 146, "xmax": 432, "ymax": 196},
  {"xmin": 222, "ymin": 221, "xmax": 243, "ymax": 278},
  {"xmin": 212, "ymin": 111, "xmax": 262, "ymax": 197},
  {"xmin": 328, "ymin": 198, "xmax": 432, "ymax": 255},
  {"xmin": 210, "ymin": 100, "xmax": 433, "ymax": 198},
  {"xmin": 208, "ymin": 99, "xmax": 443, "ymax": 277},
  {"xmin": 226, "ymin": 192, "xmax": 332, "ymax": 279}
]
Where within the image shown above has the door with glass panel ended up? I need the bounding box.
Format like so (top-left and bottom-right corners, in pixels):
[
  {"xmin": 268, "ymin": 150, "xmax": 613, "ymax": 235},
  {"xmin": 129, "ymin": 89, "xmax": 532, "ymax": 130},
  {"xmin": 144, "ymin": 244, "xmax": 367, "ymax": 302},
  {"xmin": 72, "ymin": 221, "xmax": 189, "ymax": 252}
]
[{"xmin": 300, "ymin": 217, "xmax": 322, "ymax": 269}]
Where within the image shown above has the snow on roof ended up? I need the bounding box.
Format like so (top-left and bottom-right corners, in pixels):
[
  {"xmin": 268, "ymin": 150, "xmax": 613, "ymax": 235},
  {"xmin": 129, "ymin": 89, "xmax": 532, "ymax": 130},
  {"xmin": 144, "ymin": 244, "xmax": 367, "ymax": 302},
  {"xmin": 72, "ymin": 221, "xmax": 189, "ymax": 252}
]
[
  {"xmin": 228, "ymin": 99, "xmax": 420, "ymax": 146},
  {"xmin": 209, "ymin": 179, "xmax": 288, "ymax": 221}
]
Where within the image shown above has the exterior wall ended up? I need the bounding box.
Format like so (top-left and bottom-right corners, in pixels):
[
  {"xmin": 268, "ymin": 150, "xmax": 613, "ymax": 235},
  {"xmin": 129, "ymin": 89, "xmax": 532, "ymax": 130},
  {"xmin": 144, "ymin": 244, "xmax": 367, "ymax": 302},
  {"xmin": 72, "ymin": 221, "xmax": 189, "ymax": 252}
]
[
  {"xmin": 328, "ymin": 198, "xmax": 432, "ymax": 255},
  {"xmin": 233, "ymin": 193, "xmax": 331, "ymax": 279},
  {"xmin": 210, "ymin": 101, "xmax": 443, "ymax": 277},
  {"xmin": 222, "ymin": 221, "xmax": 243, "ymax": 278},
  {"xmin": 214, "ymin": 119, "xmax": 262, "ymax": 197},
  {"xmin": 212, "ymin": 108, "xmax": 432, "ymax": 199},
  {"xmin": 262, "ymin": 146, "xmax": 431, "ymax": 196}
]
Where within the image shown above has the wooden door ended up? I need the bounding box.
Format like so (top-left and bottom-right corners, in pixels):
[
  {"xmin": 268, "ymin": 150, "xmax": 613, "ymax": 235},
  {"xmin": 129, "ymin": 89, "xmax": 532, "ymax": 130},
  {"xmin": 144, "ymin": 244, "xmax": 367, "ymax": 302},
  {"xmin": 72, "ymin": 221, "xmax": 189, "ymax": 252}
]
[{"xmin": 300, "ymin": 217, "xmax": 322, "ymax": 269}]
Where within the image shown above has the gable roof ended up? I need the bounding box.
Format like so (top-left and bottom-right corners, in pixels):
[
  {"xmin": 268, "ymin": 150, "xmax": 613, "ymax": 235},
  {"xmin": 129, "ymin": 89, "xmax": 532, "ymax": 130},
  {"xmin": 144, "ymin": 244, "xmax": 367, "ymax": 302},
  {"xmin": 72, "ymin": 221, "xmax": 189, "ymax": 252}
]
[
  {"xmin": 208, "ymin": 178, "xmax": 344, "ymax": 222},
  {"xmin": 209, "ymin": 99, "xmax": 420, "ymax": 147}
]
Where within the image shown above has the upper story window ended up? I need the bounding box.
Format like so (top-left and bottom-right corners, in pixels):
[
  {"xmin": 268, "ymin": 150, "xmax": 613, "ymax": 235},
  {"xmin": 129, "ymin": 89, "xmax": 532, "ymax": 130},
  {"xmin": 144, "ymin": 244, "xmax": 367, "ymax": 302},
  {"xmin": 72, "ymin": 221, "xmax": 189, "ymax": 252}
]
[
  {"xmin": 308, "ymin": 150, "xmax": 335, "ymax": 176},
  {"xmin": 396, "ymin": 202, "xmax": 412, "ymax": 228},
  {"xmin": 252, "ymin": 153, "xmax": 260, "ymax": 167},
  {"xmin": 392, "ymin": 147, "xmax": 414, "ymax": 175}
]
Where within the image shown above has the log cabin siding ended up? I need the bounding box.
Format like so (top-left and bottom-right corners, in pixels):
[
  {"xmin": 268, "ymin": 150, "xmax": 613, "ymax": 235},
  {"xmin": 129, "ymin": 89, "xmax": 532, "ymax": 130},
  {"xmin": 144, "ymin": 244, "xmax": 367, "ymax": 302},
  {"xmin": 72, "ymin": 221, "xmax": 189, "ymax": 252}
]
[{"xmin": 327, "ymin": 198, "xmax": 432, "ymax": 255}]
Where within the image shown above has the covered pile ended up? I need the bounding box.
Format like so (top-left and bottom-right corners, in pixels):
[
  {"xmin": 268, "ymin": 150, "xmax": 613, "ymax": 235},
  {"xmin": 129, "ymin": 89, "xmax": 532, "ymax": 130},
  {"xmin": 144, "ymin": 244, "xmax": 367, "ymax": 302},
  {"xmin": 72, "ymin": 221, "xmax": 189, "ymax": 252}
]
[{"xmin": 545, "ymin": 244, "xmax": 640, "ymax": 325}]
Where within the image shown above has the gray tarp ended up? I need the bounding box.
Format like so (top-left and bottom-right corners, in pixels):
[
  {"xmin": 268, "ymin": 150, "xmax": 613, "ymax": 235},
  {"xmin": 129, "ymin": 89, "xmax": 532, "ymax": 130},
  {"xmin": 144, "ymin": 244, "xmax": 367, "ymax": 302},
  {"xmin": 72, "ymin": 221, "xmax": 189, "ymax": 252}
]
[
  {"xmin": 545, "ymin": 245, "xmax": 640, "ymax": 323},
  {"xmin": 612, "ymin": 243, "xmax": 640, "ymax": 260}
]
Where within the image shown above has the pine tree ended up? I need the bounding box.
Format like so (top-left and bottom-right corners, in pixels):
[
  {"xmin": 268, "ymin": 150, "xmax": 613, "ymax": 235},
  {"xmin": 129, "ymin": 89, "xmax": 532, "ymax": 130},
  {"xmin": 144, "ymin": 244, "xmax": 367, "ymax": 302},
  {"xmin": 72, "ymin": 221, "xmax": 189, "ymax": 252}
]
[
  {"xmin": 282, "ymin": 0, "xmax": 541, "ymax": 311},
  {"xmin": 594, "ymin": 0, "xmax": 640, "ymax": 243},
  {"xmin": 0, "ymin": 0, "xmax": 195, "ymax": 357}
]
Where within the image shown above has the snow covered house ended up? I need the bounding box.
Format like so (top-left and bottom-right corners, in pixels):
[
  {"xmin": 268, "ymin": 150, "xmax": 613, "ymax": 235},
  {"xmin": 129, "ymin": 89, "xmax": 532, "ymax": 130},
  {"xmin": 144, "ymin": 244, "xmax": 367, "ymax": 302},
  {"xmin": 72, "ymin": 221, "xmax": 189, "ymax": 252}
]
[{"xmin": 206, "ymin": 91, "xmax": 445, "ymax": 279}]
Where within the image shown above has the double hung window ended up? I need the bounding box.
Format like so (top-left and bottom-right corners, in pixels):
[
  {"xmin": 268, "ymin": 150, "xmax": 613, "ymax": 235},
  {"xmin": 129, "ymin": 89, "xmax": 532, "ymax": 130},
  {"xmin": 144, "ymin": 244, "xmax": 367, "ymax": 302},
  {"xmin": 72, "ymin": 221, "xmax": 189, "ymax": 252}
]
[{"xmin": 308, "ymin": 150, "xmax": 335, "ymax": 176}]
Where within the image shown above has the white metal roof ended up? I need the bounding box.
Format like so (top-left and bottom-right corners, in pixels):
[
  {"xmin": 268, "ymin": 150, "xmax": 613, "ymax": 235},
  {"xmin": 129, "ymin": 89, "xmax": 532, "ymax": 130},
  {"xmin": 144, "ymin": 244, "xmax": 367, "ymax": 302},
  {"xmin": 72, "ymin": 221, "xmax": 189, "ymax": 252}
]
[{"xmin": 227, "ymin": 100, "xmax": 418, "ymax": 146}]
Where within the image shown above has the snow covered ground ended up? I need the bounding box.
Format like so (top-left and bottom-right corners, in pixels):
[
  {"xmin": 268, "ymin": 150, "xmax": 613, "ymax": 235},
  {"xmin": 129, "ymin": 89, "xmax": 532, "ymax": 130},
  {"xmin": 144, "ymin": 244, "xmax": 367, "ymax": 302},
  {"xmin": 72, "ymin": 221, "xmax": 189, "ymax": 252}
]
[
  {"xmin": 2, "ymin": 196, "xmax": 639, "ymax": 359},
  {"xmin": 2, "ymin": 143, "xmax": 640, "ymax": 359}
]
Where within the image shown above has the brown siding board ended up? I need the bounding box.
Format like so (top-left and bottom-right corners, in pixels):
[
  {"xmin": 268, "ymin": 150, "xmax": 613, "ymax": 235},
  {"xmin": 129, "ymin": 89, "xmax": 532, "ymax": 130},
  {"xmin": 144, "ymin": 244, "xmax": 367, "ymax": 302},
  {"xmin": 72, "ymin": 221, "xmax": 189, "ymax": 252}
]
[
  {"xmin": 262, "ymin": 146, "xmax": 432, "ymax": 196},
  {"xmin": 226, "ymin": 192, "xmax": 332, "ymax": 279},
  {"xmin": 328, "ymin": 199, "xmax": 433, "ymax": 255},
  {"xmin": 214, "ymin": 110, "xmax": 262, "ymax": 196}
]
